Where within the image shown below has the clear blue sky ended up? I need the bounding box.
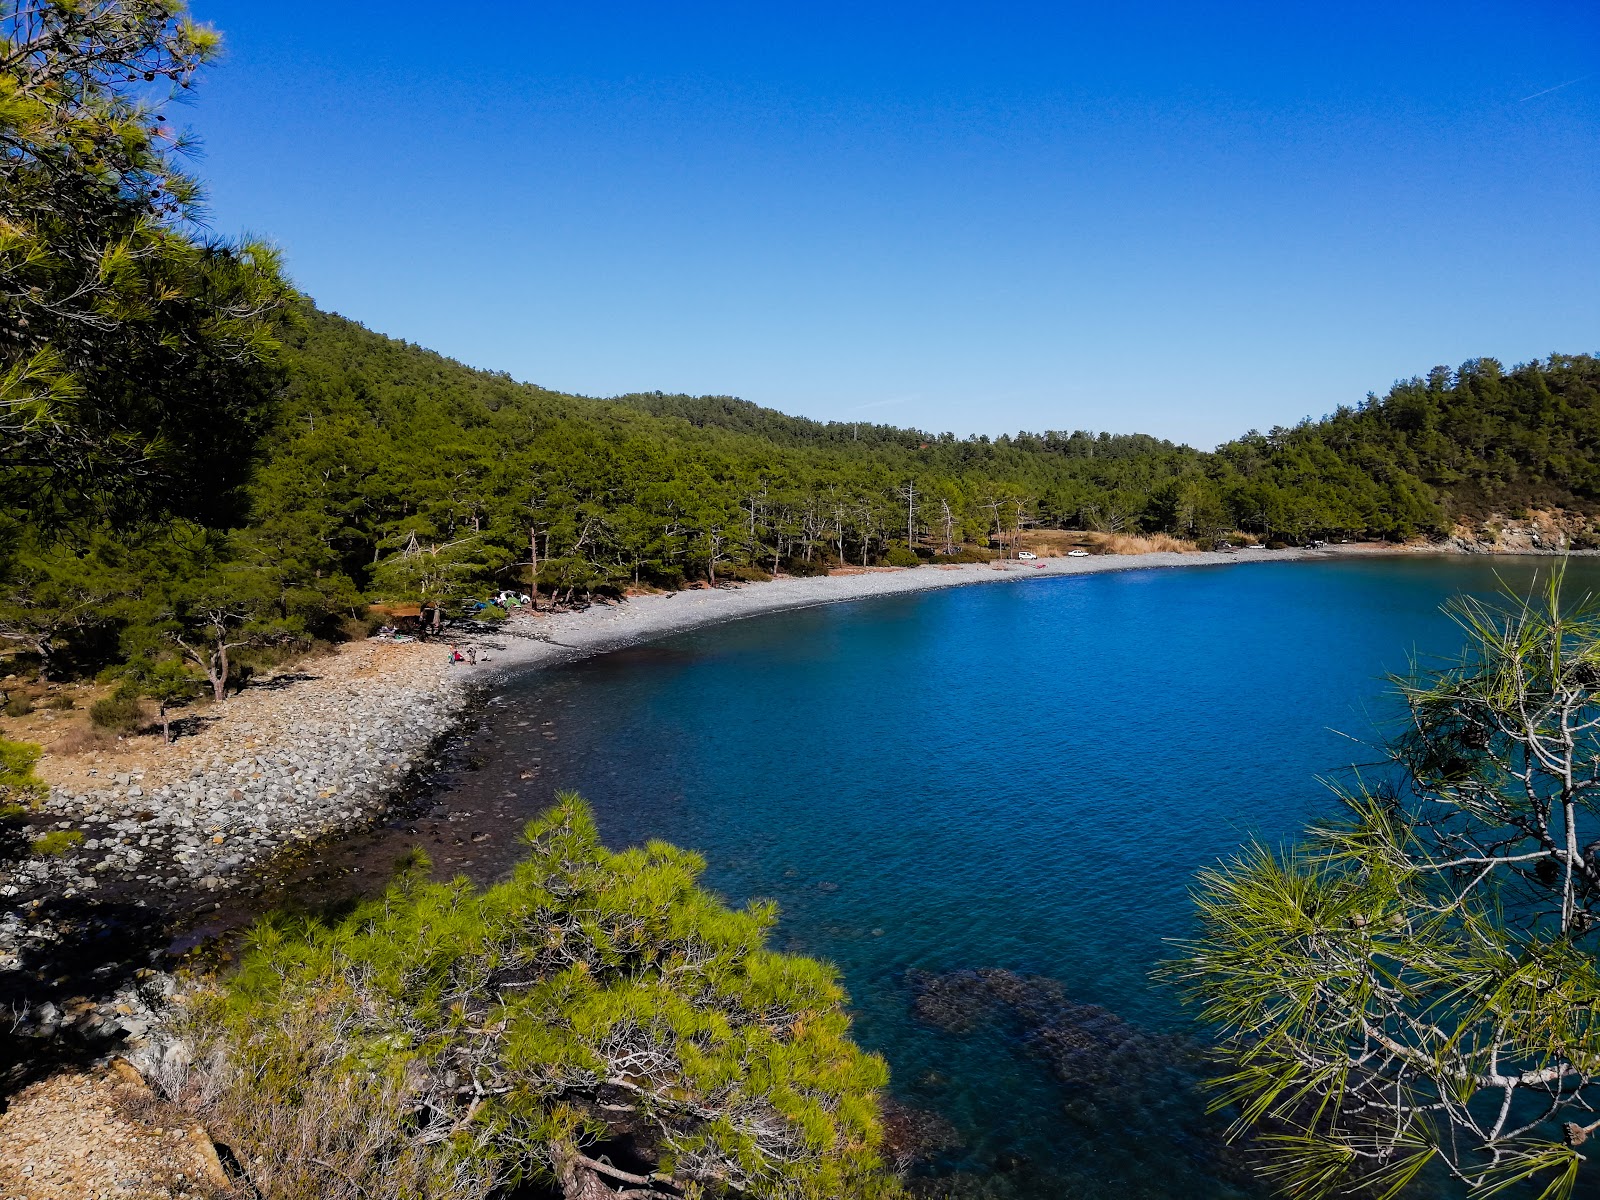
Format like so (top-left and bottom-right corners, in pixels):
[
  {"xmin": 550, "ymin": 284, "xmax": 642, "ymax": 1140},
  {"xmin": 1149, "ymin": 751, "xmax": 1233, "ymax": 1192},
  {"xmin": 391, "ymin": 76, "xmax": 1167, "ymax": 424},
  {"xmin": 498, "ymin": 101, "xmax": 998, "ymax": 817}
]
[{"xmin": 186, "ymin": 1, "xmax": 1598, "ymax": 447}]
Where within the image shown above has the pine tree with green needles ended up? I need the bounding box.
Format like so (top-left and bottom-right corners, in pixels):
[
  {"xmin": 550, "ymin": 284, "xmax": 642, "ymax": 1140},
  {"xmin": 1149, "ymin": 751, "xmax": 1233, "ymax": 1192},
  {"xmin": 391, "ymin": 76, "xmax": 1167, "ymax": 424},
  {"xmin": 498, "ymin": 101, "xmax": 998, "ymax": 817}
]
[
  {"xmin": 1, "ymin": 0, "xmax": 290, "ymax": 520},
  {"xmin": 163, "ymin": 795, "xmax": 901, "ymax": 1200},
  {"xmin": 1167, "ymin": 566, "xmax": 1600, "ymax": 1199}
]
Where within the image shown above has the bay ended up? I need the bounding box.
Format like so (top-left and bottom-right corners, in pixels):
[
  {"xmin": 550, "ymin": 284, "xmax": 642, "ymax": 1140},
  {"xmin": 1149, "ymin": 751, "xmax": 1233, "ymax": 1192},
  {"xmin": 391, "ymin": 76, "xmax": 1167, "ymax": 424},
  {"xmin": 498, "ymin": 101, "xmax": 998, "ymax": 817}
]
[{"xmin": 412, "ymin": 555, "xmax": 1600, "ymax": 1197}]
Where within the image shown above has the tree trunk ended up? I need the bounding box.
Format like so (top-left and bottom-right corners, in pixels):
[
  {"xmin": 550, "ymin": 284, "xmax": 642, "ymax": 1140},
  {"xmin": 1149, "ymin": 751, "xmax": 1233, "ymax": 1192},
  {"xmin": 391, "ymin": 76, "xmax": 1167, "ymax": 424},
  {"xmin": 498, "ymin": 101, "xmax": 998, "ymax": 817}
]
[
  {"xmin": 160, "ymin": 704, "xmax": 172, "ymax": 744},
  {"xmin": 207, "ymin": 645, "xmax": 227, "ymax": 703},
  {"xmin": 552, "ymin": 1147, "xmax": 616, "ymax": 1200},
  {"xmin": 551, "ymin": 1141, "xmax": 664, "ymax": 1200}
]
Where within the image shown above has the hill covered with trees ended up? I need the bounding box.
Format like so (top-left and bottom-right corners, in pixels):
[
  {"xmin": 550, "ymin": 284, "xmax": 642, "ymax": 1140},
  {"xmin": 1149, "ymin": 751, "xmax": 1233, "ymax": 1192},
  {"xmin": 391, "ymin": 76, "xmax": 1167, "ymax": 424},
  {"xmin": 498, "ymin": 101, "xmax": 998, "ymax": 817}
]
[
  {"xmin": 7, "ymin": 296, "xmax": 1600, "ymax": 690},
  {"xmin": 253, "ymin": 308, "xmax": 1600, "ymax": 599}
]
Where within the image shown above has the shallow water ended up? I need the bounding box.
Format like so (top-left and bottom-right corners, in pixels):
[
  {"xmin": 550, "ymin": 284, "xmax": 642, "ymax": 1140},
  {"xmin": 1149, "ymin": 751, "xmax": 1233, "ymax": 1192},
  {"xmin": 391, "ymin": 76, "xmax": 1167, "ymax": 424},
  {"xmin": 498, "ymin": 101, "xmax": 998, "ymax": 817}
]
[{"xmin": 380, "ymin": 556, "xmax": 1600, "ymax": 1196}]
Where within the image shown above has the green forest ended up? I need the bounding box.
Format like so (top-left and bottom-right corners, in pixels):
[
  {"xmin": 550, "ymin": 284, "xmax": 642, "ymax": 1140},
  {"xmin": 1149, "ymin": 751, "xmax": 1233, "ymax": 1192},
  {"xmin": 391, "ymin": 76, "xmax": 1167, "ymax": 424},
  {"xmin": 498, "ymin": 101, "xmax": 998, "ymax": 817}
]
[
  {"xmin": 9, "ymin": 294, "xmax": 1600, "ymax": 690},
  {"xmin": 4, "ymin": 0, "xmax": 1600, "ymax": 698}
]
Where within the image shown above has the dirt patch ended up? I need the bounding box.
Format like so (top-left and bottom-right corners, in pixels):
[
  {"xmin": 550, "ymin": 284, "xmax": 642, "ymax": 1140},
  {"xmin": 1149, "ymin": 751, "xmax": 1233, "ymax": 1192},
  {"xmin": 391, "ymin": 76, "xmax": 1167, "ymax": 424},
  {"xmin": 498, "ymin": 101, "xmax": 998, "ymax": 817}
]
[
  {"xmin": 1017, "ymin": 529, "xmax": 1197, "ymax": 556},
  {"xmin": 26, "ymin": 638, "xmax": 447, "ymax": 798},
  {"xmin": 0, "ymin": 1060, "xmax": 235, "ymax": 1199}
]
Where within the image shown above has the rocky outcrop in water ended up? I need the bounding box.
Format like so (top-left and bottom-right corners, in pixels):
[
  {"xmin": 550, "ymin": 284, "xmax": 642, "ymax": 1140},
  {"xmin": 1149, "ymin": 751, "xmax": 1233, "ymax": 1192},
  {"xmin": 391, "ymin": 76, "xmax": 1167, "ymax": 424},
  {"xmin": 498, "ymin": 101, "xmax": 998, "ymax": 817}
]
[
  {"xmin": 910, "ymin": 968, "xmax": 1187, "ymax": 1091},
  {"xmin": 907, "ymin": 969, "xmax": 1263, "ymax": 1199}
]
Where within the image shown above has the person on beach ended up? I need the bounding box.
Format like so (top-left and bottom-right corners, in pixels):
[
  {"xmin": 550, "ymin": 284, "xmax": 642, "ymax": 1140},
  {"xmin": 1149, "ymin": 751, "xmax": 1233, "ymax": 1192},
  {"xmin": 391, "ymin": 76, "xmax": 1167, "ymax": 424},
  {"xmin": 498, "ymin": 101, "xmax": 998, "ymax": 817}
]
[{"xmin": 448, "ymin": 644, "xmax": 464, "ymax": 663}]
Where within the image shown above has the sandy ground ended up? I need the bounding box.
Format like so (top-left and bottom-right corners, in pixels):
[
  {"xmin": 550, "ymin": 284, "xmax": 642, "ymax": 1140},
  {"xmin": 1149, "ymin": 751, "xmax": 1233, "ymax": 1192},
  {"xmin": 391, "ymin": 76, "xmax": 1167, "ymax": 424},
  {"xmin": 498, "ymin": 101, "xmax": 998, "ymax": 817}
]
[{"xmin": 31, "ymin": 638, "xmax": 451, "ymax": 796}]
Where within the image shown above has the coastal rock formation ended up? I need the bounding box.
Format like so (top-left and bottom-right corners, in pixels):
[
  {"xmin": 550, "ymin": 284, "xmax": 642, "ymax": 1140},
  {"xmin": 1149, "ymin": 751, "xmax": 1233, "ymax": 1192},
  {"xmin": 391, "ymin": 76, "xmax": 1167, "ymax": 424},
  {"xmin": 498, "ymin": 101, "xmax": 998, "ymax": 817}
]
[{"xmin": 910, "ymin": 968, "xmax": 1188, "ymax": 1096}]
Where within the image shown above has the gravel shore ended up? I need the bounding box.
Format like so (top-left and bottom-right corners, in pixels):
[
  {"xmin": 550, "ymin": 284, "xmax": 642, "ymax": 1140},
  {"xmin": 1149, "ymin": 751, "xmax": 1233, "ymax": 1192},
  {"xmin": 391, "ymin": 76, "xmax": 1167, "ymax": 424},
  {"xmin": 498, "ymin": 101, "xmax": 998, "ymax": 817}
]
[{"xmin": 1, "ymin": 547, "xmax": 1308, "ymax": 1036}]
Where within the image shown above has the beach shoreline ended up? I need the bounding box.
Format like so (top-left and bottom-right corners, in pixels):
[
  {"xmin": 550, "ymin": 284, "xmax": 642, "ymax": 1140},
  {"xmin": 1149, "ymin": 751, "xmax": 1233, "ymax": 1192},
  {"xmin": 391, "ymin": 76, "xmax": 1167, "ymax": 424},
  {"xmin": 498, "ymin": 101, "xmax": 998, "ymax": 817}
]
[
  {"xmin": 480, "ymin": 546, "xmax": 1319, "ymax": 676},
  {"xmin": 0, "ymin": 542, "xmax": 1566, "ymax": 1060},
  {"xmin": 4, "ymin": 549, "xmax": 1308, "ymax": 970}
]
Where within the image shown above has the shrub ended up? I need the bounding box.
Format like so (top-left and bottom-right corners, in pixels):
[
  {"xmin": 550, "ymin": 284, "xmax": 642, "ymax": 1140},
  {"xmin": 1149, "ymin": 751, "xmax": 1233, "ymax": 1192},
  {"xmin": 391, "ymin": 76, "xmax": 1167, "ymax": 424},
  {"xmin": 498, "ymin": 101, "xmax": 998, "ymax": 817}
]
[
  {"xmin": 722, "ymin": 562, "xmax": 773, "ymax": 583},
  {"xmin": 30, "ymin": 829, "xmax": 83, "ymax": 856},
  {"xmin": 780, "ymin": 556, "xmax": 831, "ymax": 577},
  {"xmin": 883, "ymin": 545, "xmax": 921, "ymax": 567},
  {"xmin": 163, "ymin": 796, "xmax": 900, "ymax": 1200},
  {"xmin": 0, "ymin": 737, "xmax": 45, "ymax": 808},
  {"xmin": 47, "ymin": 725, "xmax": 115, "ymax": 756},
  {"xmin": 44, "ymin": 693, "xmax": 75, "ymax": 710},
  {"xmin": 648, "ymin": 566, "xmax": 686, "ymax": 590},
  {"xmin": 934, "ymin": 547, "xmax": 996, "ymax": 563},
  {"xmin": 340, "ymin": 613, "xmax": 384, "ymax": 641},
  {"xmin": 90, "ymin": 694, "xmax": 145, "ymax": 732},
  {"xmin": 234, "ymin": 640, "xmax": 310, "ymax": 675},
  {"xmin": 4, "ymin": 694, "xmax": 34, "ymax": 717}
]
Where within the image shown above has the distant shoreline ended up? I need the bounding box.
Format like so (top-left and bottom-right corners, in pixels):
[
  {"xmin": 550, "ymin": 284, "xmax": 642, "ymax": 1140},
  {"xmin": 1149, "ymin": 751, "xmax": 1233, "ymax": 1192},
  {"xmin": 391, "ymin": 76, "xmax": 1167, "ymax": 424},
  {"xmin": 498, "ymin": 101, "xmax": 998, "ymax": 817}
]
[
  {"xmin": 486, "ymin": 540, "xmax": 1600, "ymax": 681},
  {"xmin": 479, "ymin": 539, "xmax": 1590, "ymax": 677},
  {"xmin": 482, "ymin": 546, "xmax": 1318, "ymax": 676}
]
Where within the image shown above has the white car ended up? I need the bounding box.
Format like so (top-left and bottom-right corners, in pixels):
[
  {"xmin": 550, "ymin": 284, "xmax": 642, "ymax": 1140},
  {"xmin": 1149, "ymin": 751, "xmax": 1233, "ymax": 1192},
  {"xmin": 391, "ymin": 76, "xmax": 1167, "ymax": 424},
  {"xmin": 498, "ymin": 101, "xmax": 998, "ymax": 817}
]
[
  {"xmin": 1066, "ymin": 549, "xmax": 1090, "ymax": 558},
  {"xmin": 1017, "ymin": 551, "xmax": 1038, "ymax": 560}
]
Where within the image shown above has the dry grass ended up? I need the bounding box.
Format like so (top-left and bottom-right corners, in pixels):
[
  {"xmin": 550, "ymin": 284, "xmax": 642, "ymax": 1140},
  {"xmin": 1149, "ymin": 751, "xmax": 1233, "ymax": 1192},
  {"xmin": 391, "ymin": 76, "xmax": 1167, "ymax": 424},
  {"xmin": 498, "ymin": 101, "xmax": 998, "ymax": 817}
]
[
  {"xmin": 40, "ymin": 722, "xmax": 123, "ymax": 756},
  {"xmin": 1099, "ymin": 532, "xmax": 1194, "ymax": 554},
  {"xmin": 1017, "ymin": 529, "xmax": 1196, "ymax": 556},
  {"xmin": 156, "ymin": 1003, "xmax": 500, "ymax": 1200}
]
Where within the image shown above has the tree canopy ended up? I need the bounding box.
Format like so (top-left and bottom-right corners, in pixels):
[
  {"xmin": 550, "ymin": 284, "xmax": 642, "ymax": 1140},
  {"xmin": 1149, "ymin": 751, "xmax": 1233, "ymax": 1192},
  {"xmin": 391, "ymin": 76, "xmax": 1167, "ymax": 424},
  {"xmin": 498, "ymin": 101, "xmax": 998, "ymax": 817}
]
[
  {"xmin": 1168, "ymin": 570, "xmax": 1600, "ymax": 1199},
  {"xmin": 1, "ymin": 0, "xmax": 290, "ymax": 523},
  {"xmin": 164, "ymin": 795, "xmax": 900, "ymax": 1200}
]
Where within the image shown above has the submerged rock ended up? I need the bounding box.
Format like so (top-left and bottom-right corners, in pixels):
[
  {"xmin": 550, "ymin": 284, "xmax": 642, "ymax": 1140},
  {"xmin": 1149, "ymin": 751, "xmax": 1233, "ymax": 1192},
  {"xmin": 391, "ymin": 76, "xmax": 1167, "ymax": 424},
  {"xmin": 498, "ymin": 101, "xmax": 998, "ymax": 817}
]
[
  {"xmin": 906, "ymin": 968, "xmax": 1265, "ymax": 1197},
  {"xmin": 881, "ymin": 1098, "xmax": 965, "ymax": 1171}
]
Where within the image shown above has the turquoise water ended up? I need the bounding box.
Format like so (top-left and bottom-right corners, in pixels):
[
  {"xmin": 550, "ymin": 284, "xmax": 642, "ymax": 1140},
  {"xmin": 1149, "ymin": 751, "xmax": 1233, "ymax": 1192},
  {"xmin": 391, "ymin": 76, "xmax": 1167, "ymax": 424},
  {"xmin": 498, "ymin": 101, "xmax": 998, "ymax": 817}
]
[{"xmin": 434, "ymin": 556, "xmax": 1600, "ymax": 1197}]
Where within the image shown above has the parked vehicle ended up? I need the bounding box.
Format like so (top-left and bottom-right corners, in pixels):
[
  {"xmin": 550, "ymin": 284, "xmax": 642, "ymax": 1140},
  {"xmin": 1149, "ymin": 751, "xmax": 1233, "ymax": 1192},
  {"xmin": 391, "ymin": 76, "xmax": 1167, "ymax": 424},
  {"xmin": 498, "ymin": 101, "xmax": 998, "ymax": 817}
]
[
  {"xmin": 1066, "ymin": 549, "xmax": 1090, "ymax": 558},
  {"xmin": 1017, "ymin": 551, "xmax": 1038, "ymax": 560}
]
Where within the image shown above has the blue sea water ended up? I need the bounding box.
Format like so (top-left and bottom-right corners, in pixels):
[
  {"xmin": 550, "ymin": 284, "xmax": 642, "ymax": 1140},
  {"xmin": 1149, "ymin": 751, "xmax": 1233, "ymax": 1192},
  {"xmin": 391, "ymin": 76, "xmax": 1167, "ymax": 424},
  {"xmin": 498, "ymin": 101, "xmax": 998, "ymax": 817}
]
[{"xmin": 429, "ymin": 556, "xmax": 1600, "ymax": 1198}]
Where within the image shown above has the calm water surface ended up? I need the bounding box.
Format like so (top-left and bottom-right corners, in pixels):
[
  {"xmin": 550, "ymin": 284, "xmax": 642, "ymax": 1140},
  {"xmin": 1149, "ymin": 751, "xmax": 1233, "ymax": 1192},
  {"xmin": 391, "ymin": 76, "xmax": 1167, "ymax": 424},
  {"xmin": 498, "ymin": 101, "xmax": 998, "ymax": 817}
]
[{"xmin": 412, "ymin": 556, "xmax": 1600, "ymax": 1197}]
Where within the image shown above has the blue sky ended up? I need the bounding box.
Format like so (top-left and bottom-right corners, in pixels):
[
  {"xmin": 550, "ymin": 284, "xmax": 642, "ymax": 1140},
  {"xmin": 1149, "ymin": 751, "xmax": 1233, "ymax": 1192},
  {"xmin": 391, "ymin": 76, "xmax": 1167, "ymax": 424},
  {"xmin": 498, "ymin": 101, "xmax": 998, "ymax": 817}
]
[{"xmin": 186, "ymin": 2, "xmax": 1598, "ymax": 447}]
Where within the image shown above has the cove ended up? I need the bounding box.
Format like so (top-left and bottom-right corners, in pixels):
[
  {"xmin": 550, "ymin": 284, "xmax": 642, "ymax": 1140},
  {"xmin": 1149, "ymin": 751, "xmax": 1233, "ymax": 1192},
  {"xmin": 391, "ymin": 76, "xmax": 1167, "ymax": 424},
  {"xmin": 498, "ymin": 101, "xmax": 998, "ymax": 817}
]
[{"xmin": 390, "ymin": 556, "xmax": 1600, "ymax": 1197}]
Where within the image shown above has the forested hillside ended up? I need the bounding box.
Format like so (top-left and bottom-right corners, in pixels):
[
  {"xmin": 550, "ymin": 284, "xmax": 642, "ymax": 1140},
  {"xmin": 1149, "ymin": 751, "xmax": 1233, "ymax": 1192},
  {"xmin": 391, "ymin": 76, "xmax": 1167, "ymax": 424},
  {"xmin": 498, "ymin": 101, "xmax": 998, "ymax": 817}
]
[
  {"xmin": 259, "ymin": 308, "xmax": 1600, "ymax": 598},
  {"xmin": 7, "ymin": 295, "xmax": 1600, "ymax": 690}
]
